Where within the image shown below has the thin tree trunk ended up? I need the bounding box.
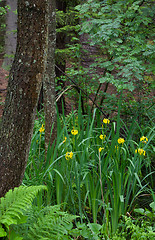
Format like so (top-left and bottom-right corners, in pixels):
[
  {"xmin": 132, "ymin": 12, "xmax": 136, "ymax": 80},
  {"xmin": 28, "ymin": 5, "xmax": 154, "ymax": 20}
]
[
  {"xmin": 43, "ymin": 0, "xmax": 57, "ymax": 150},
  {"xmin": 0, "ymin": 0, "xmax": 49, "ymax": 197},
  {"xmin": 3, "ymin": 0, "xmax": 17, "ymax": 69}
]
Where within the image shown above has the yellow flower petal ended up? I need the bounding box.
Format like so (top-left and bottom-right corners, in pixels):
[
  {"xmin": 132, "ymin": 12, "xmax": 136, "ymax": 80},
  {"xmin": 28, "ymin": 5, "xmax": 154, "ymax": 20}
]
[
  {"xmin": 117, "ymin": 138, "xmax": 125, "ymax": 144},
  {"xmin": 140, "ymin": 136, "xmax": 148, "ymax": 143},
  {"xmin": 135, "ymin": 148, "xmax": 146, "ymax": 156},
  {"xmin": 103, "ymin": 118, "xmax": 110, "ymax": 124},
  {"xmin": 70, "ymin": 151, "xmax": 73, "ymax": 158},
  {"xmin": 39, "ymin": 124, "xmax": 45, "ymax": 133},
  {"xmin": 99, "ymin": 134, "xmax": 106, "ymax": 140},
  {"xmin": 63, "ymin": 137, "xmax": 67, "ymax": 143},
  {"xmin": 65, "ymin": 151, "xmax": 73, "ymax": 160},
  {"xmin": 71, "ymin": 128, "xmax": 78, "ymax": 135},
  {"xmin": 99, "ymin": 147, "xmax": 104, "ymax": 153}
]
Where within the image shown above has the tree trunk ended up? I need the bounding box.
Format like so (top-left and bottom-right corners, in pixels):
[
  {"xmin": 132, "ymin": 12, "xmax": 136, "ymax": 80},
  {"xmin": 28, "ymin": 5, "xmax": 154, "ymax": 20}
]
[
  {"xmin": 43, "ymin": 0, "xmax": 57, "ymax": 149},
  {"xmin": 3, "ymin": 0, "xmax": 17, "ymax": 69},
  {"xmin": 0, "ymin": 0, "xmax": 49, "ymax": 197}
]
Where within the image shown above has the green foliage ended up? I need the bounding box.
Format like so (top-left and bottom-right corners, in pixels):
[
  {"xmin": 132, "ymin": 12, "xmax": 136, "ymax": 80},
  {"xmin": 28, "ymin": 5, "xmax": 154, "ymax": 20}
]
[
  {"xmin": 55, "ymin": 0, "xmax": 155, "ymax": 119},
  {"xmin": 0, "ymin": 5, "xmax": 8, "ymax": 16},
  {"xmin": 56, "ymin": 4, "xmax": 80, "ymax": 64},
  {"xmin": 0, "ymin": 186, "xmax": 81, "ymax": 240},
  {"xmin": 23, "ymin": 111, "xmax": 45, "ymax": 186},
  {"xmin": 0, "ymin": 185, "xmax": 47, "ymax": 239},
  {"xmin": 113, "ymin": 215, "xmax": 155, "ymax": 240},
  {"xmin": 24, "ymin": 99, "xmax": 155, "ymax": 236},
  {"xmin": 75, "ymin": 0, "xmax": 155, "ymax": 92},
  {"xmin": 14, "ymin": 205, "xmax": 78, "ymax": 240},
  {"xmin": 0, "ymin": 0, "xmax": 9, "ymax": 53}
]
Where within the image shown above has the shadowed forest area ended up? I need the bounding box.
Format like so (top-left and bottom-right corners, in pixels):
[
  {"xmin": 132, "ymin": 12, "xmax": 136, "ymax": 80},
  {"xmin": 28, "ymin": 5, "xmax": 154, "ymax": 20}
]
[{"xmin": 0, "ymin": 0, "xmax": 155, "ymax": 239}]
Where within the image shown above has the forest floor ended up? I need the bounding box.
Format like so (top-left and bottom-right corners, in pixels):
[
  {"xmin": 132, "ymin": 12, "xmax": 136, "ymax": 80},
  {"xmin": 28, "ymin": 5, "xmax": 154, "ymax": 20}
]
[
  {"xmin": 0, "ymin": 57, "xmax": 117, "ymax": 118},
  {"xmin": 0, "ymin": 57, "xmax": 154, "ymax": 119}
]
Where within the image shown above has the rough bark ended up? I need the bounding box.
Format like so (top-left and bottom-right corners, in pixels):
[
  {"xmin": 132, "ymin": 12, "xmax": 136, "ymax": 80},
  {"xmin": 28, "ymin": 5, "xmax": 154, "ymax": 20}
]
[
  {"xmin": 3, "ymin": 0, "xmax": 17, "ymax": 69},
  {"xmin": 43, "ymin": 0, "xmax": 57, "ymax": 149},
  {"xmin": 0, "ymin": 0, "xmax": 49, "ymax": 197}
]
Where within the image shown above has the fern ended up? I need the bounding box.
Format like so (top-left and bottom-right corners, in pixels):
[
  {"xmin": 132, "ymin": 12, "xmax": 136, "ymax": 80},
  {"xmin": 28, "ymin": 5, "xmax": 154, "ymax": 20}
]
[
  {"xmin": 0, "ymin": 185, "xmax": 47, "ymax": 238},
  {"xmin": 15, "ymin": 205, "xmax": 77, "ymax": 240},
  {"xmin": 0, "ymin": 186, "xmax": 79, "ymax": 239}
]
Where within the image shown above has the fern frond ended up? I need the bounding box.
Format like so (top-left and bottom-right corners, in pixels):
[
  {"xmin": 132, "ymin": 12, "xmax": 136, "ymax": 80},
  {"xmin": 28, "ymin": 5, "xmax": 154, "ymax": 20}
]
[
  {"xmin": 0, "ymin": 185, "xmax": 47, "ymax": 228},
  {"xmin": 22, "ymin": 205, "xmax": 78, "ymax": 240}
]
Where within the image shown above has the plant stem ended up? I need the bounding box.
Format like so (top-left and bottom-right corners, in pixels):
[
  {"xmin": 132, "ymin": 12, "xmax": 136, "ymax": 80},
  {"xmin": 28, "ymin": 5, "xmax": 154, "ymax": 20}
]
[{"xmin": 99, "ymin": 151, "xmax": 106, "ymax": 219}]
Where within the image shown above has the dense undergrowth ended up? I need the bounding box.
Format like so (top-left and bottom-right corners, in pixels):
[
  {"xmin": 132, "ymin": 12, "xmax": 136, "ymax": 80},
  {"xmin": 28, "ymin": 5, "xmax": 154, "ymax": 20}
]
[
  {"xmin": 10, "ymin": 96, "xmax": 155, "ymax": 239},
  {"xmin": 0, "ymin": 95, "xmax": 155, "ymax": 239}
]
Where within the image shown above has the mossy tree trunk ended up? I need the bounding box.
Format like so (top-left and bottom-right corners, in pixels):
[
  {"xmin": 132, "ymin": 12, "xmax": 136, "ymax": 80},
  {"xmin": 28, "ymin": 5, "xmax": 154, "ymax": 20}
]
[
  {"xmin": 0, "ymin": 0, "xmax": 49, "ymax": 197},
  {"xmin": 43, "ymin": 0, "xmax": 57, "ymax": 149}
]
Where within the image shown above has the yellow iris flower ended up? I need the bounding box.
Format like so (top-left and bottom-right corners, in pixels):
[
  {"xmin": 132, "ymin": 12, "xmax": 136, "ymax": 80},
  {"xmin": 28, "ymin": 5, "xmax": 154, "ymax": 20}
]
[
  {"xmin": 65, "ymin": 151, "xmax": 73, "ymax": 160},
  {"xmin": 71, "ymin": 128, "xmax": 78, "ymax": 135},
  {"xmin": 117, "ymin": 138, "xmax": 125, "ymax": 144},
  {"xmin": 135, "ymin": 148, "xmax": 146, "ymax": 156},
  {"xmin": 99, "ymin": 147, "xmax": 104, "ymax": 153},
  {"xmin": 140, "ymin": 136, "xmax": 148, "ymax": 143},
  {"xmin": 39, "ymin": 124, "xmax": 45, "ymax": 133},
  {"xmin": 103, "ymin": 118, "xmax": 110, "ymax": 124},
  {"xmin": 99, "ymin": 134, "xmax": 106, "ymax": 140}
]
